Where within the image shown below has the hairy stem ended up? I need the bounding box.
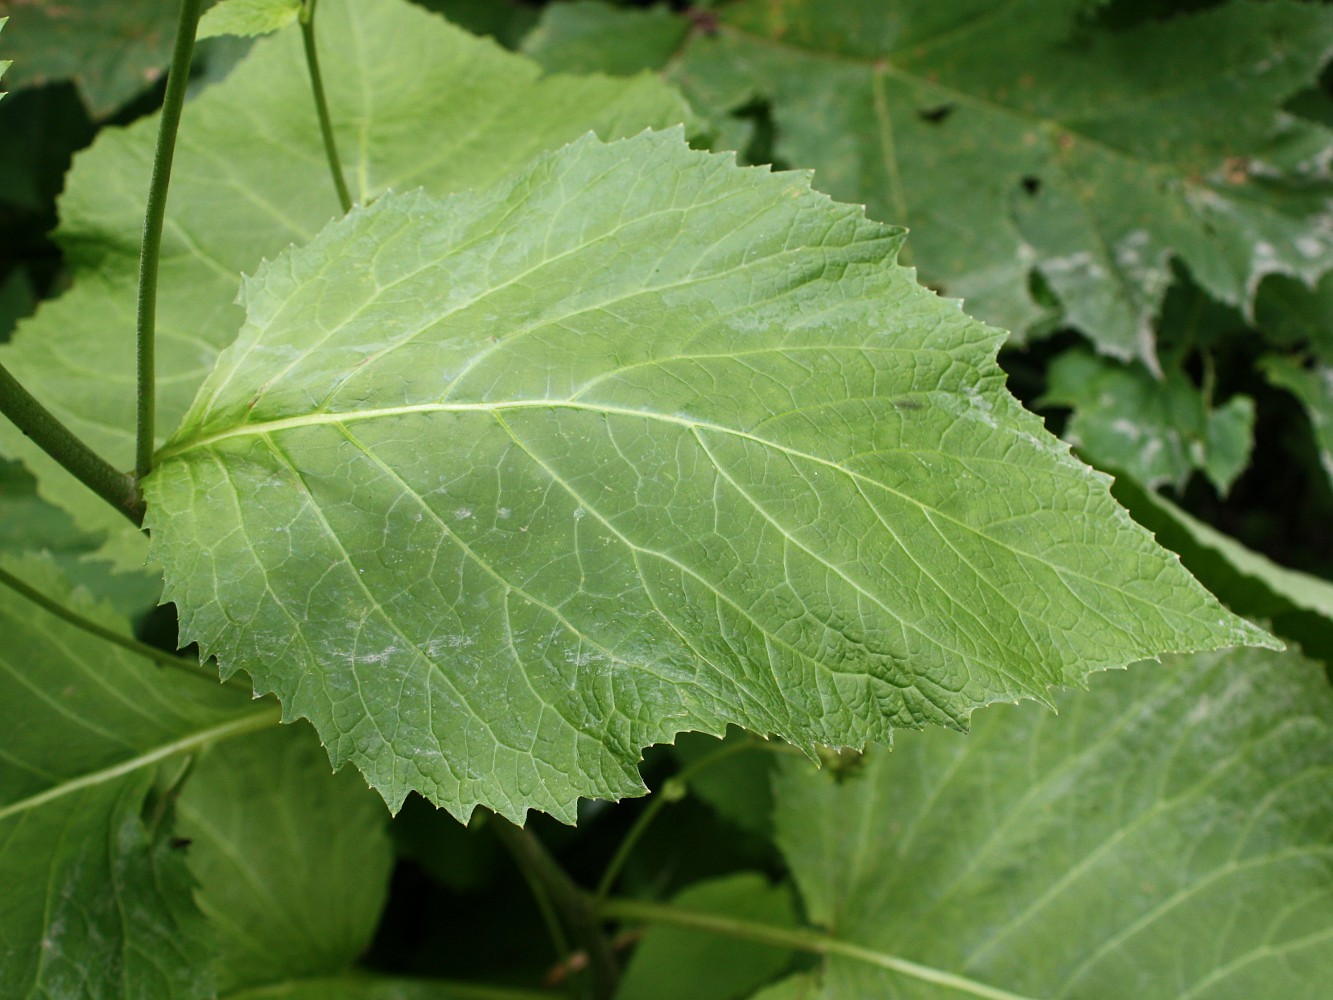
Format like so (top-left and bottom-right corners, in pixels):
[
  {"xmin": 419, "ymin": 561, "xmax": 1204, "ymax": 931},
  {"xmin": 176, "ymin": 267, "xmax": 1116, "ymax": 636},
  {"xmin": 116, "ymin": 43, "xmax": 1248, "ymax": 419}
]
[
  {"xmin": 597, "ymin": 897, "xmax": 1039, "ymax": 1000},
  {"xmin": 0, "ymin": 362, "xmax": 143, "ymax": 524},
  {"xmin": 136, "ymin": 0, "xmax": 205, "ymax": 484},
  {"xmin": 301, "ymin": 0, "xmax": 353, "ymax": 213},
  {"xmin": 491, "ymin": 816, "xmax": 619, "ymax": 1000}
]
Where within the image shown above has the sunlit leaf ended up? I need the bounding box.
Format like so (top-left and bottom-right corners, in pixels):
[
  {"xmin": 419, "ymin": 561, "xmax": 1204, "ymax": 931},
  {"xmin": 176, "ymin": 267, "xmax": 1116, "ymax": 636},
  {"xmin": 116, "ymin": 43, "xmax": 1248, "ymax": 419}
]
[
  {"xmin": 0, "ymin": 0, "xmax": 694, "ymax": 570},
  {"xmin": 146, "ymin": 128, "xmax": 1269, "ymax": 821},
  {"xmin": 198, "ymin": 0, "xmax": 303, "ymax": 39}
]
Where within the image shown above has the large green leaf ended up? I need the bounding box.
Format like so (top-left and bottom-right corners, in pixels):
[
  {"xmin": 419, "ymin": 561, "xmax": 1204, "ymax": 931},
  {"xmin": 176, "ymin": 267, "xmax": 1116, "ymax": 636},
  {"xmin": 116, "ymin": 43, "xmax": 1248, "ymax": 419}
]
[
  {"xmin": 0, "ymin": 0, "xmax": 178, "ymax": 117},
  {"xmin": 176, "ymin": 723, "xmax": 393, "ymax": 993},
  {"xmin": 0, "ymin": 555, "xmax": 275, "ymax": 1000},
  {"xmin": 772, "ymin": 646, "xmax": 1333, "ymax": 998},
  {"xmin": 145, "ymin": 128, "xmax": 1270, "ymax": 822},
  {"xmin": 521, "ymin": 1, "xmax": 687, "ymax": 76},
  {"xmin": 669, "ymin": 0, "xmax": 1333, "ymax": 363},
  {"xmin": 0, "ymin": 0, "xmax": 693, "ymax": 569}
]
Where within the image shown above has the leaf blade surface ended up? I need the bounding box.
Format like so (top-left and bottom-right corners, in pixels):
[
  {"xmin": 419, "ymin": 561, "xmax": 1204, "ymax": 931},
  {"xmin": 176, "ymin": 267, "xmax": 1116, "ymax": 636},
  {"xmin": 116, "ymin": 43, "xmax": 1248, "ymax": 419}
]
[
  {"xmin": 773, "ymin": 646, "xmax": 1333, "ymax": 998},
  {"xmin": 148, "ymin": 129, "xmax": 1268, "ymax": 821},
  {"xmin": 0, "ymin": 0, "xmax": 693, "ymax": 568},
  {"xmin": 0, "ymin": 556, "xmax": 271, "ymax": 1000}
]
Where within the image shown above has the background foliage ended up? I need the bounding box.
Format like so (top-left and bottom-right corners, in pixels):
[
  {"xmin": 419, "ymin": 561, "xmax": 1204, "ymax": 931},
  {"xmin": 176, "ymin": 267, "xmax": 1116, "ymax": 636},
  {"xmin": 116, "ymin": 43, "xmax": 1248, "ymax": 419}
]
[{"xmin": 1, "ymin": 0, "xmax": 1332, "ymax": 997}]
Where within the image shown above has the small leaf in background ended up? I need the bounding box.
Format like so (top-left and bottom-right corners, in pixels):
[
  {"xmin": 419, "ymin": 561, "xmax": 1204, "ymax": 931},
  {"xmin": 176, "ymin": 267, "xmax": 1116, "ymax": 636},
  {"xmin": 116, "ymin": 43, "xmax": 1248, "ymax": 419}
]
[
  {"xmin": 0, "ymin": 555, "xmax": 272, "ymax": 1000},
  {"xmin": 0, "ymin": 0, "xmax": 695, "ymax": 571},
  {"xmin": 521, "ymin": 0, "xmax": 687, "ymax": 76},
  {"xmin": 198, "ymin": 0, "xmax": 303, "ymax": 39},
  {"xmin": 1041, "ymin": 346, "xmax": 1255, "ymax": 495},
  {"xmin": 669, "ymin": 0, "xmax": 1333, "ymax": 363},
  {"xmin": 146, "ymin": 128, "xmax": 1271, "ymax": 822},
  {"xmin": 176, "ymin": 723, "xmax": 393, "ymax": 993},
  {"xmin": 618, "ymin": 874, "xmax": 798, "ymax": 1000},
  {"xmin": 412, "ymin": 0, "xmax": 539, "ymax": 48},
  {"xmin": 0, "ymin": 0, "xmax": 178, "ymax": 117},
  {"xmin": 773, "ymin": 645, "xmax": 1333, "ymax": 999}
]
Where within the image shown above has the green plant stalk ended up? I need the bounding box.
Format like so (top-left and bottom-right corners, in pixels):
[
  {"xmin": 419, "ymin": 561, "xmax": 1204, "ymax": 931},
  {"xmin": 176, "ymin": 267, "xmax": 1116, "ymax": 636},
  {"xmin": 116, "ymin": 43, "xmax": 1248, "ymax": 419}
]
[
  {"xmin": 301, "ymin": 0, "xmax": 353, "ymax": 213},
  {"xmin": 596, "ymin": 897, "xmax": 1039, "ymax": 1000},
  {"xmin": 594, "ymin": 736, "xmax": 786, "ymax": 901},
  {"xmin": 135, "ymin": 0, "xmax": 205, "ymax": 484},
  {"xmin": 491, "ymin": 816, "xmax": 619, "ymax": 1000},
  {"xmin": 0, "ymin": 361, "xmax": 143, "ymax": 524},
  {"xmin": 510, "ymin": 834, "xmax": 574, "ymax": 967}
]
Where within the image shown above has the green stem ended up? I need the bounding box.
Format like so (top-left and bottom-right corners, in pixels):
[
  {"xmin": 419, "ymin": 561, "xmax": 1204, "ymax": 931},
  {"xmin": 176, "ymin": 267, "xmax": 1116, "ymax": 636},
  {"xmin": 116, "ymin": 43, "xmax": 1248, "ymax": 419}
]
[
  {"xmin": 0, "ymin": 563, "xmax": 250, "ymax": 690},
  {"xmin": 491, "ymin": 816, "xmax": 619, "ymax": 1000},
  {"xmin": 510, "ymin": 832, "xmax": 574, "ymax": 966},
  {"xmin": 594, "ymin": 736, "xmax": 775, "ymax": 901},
  {"xmin": 596, "ymin": 897, "xmax": 1040, "ymax": 1000},
  {"xmin": 136, "ymin": 0, "xmax": 205, "ymax": 484},
  {"xmin": 0, "ymin": 361, "xmax": 143, "ymax": 525},
  {"xmin": 301, "ymin": 0, "xmax": 353, "ymax": 213}
]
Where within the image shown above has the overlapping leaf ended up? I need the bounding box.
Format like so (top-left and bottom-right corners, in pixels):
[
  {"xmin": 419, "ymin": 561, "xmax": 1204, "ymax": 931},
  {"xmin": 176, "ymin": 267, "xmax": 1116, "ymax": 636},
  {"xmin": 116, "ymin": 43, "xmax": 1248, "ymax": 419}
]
[
  {"xmin": 1264, "ymin": 355, "xmax": 1333, "ymax": 491},
  {"xmin": 0, "ymin": 0, "xmax": 693, "ymax": 569},
  {"xmin": 198, "ymin": 0, "xmax": 303, "ymax": 39},
  {"xmin": 145, "ymin": 128, "xmax": 1269, "ymax": 822},
  {"xmin": 0, "ymin": 555, "xmax": 273, "ymax": 999},
  {"xmin": 772, "ymin": 646, "xmax": 1333, "ymax": 999},
  {"xmin": 668, "ymin": 0, "xmax": 1333, "ymax": 363},
  {"xmin": 617, "ymin": 874, "xmax": 797, "ymax": 1000},
  {"xmin": 1111, "ymin": 475, "xmax": 1333, "ymax": 665},
  {"xmin": 176, "ymin": 723, "xmax": 393, "ymax": 993}
]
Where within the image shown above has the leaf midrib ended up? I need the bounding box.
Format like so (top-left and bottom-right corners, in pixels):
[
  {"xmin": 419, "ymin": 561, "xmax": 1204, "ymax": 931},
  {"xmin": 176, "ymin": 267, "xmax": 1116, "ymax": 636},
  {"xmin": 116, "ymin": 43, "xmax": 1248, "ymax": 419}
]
[{"xmin": 158, "ymin": 396, "xmax": 1222, "ymax": 648}]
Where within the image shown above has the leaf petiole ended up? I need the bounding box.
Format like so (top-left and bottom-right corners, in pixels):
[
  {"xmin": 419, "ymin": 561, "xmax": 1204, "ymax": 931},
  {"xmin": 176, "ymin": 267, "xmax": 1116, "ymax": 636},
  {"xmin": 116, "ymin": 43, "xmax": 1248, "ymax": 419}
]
[
  {"xmin": 135, "ymin": 0, "xmax": 206, "ymax": 486},
  {"xmin": 596, "ymin": 897, "xmax": 1041, "ymax": 1000},
  {"xmin": 0, "ymin": 361, "xmax": 143, "ymax": 524},
  {"xmin": 491, "ymin": 817, "xmax": 619, "ymax": 1000},
  {"xmin": 301, "ymin": 0, "xmax": 353, "ymax": 212}
]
